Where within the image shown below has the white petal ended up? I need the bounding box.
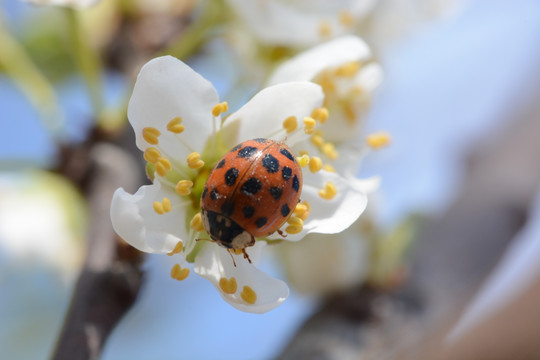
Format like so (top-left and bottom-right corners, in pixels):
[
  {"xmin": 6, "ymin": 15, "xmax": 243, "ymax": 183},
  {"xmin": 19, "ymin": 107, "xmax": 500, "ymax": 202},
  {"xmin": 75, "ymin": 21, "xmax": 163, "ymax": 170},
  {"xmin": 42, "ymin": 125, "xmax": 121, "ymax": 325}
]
[
  {"xmin": 222, "ymin": 82, "xmax": 324, "ymax": 148},
  {"xmin": 128, "ymin": 56, "xmax": 220, "ymax": 158},
  {"xmin": 110, "ymin": 183, "xmax": 190, "ymax": 254},
  {"xmin": 267, "ymin": 35, "xmax": 372, "ymax": 85},
  {"xmin": 225, "ymin": 0, "xmax": 376, "ymax": 47},
  {"xmin": 194, "ymin": 242, "xmax": 289, "ymax": 313},
  {"xmin": 273, "ymin": 171, "xmax": 367, "ymax": 241},
  {"xmin": 354, "ymin": 62, "xmax": 384, "ymax": 93}
]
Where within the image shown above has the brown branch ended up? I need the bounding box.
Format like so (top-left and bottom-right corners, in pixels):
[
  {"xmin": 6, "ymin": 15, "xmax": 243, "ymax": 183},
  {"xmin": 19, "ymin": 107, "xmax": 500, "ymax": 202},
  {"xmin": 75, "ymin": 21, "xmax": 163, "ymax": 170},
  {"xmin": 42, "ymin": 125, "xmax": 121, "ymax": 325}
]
[
  {"xmin": 51, "ymin": 133, "xmax": 145, "ymax": 360},
  {"xmin": 278, "ymin": 103, "xmax": 540, "ymax": 359}
]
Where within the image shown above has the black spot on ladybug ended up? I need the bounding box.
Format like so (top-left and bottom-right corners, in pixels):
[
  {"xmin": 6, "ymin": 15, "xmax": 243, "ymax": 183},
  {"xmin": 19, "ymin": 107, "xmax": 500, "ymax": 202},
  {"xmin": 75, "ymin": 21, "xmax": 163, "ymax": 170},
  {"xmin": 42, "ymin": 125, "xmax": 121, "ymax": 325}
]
[
  {"xmin": 210, "ymin": 188, "xmax": 219, "ymax": 201},
  {"xmin": 269, "ymin": 186, "xmax": 282, "ymax": 200},
  {"xmin": 216, "ymin": 159, "xmax": 226, "ymax": 169},
  {"xmin": 282, "ymin": 166, "xmax": 292, "ymax": 181},
  {"xmin": 255, "ymin": 217, "xmax": 268, "ymax": 228},
  {"xmin": 221, "ymin": 201, "xmax": 235, "ymax": 216},
  {"xmin": 280, "ymin": 148, "xmax": 295, "ymax": 162},
  {"xmin": 292, "ymin": 175, "xmax": 300, "ymax": 192},
  {"xmin": 231, "ymin": 143, "xmax": 242, "ymax": 152},
  {"xmin": 262, "ymin": 154, "xmax": 280, "ymax": 173},
  {"xmin": 202, "ymin": 187, "xmax": 208, "ymax": 199},
  {"xmin": 253, "ymin": 138, "xmax": 268, "ymax": 143},
  {"xmin": 281, "ymin": 204, "xmax": 290, "ymax": 217},
  {"xmin": 241, "ymin": 178, "xmax": 262, "ymax": 195},
  {"xmin": 237, "ymin": 146, "xmax": 258, "ymax": 158},
  {"xmin": 242, "ymin": 206, "xmax": 255, "ymax": 218},
  {"xmin": 224, "ymin": 168, "xmax": 239, "ymax": 186}
]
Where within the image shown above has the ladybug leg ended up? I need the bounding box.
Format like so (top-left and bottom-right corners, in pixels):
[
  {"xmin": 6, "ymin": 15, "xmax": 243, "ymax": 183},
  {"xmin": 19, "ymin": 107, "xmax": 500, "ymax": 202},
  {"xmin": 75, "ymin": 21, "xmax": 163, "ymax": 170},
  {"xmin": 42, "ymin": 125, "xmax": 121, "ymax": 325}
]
[
  {"xmin": 277, "ymin": 229, "xmax": 287, "ymax": 238},
  {"xmin": 226, "ymin": 249, "xmax": 237, "ymax": 267},
  {"xmin": 242, "ymin": 249, "xmax": 252, "ymax": 264}
]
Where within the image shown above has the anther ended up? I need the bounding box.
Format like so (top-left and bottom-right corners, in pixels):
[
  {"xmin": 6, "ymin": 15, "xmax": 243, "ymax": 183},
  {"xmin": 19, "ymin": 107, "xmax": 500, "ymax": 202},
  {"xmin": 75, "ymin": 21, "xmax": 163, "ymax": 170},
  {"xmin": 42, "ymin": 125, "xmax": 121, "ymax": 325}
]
[
  {"xmin": 295, "ymin": 201, "xmax": 311, "ymax": 221},
  {"xmin": 156, "ymin": 157, "xmax": 172, "ymax": 177},
  {"xmin": 283, "ymin": 115, "xmax": 298, "ymax": 134},
  {"xmin": 339, "ymin": 10, "xmax": 355, "ymax": 28},
  {"xmin": 323, "ymin": 164, "xmax": 336, "ymax": 173},
  {"xmin": 296, "ymin": 154, "xmax": 309, "ymax": 168},
  {"xmin": 319, "ymin": 182, "xmax": 337, "ymax": 200},
  {"xmin": 212, "ymin": 102, "xmax": 229, "ymax": 117},
  {"xmin": 219, "ymin": 277, "xmax": 238, "ymax": 294},
  {"xmin": 153, "ymin": 201, "xmax": 164, "ymax": 215},
  {"xmin": 310, "ymin": 134, "xmax": 325, "ymax": 147},
  {"xmin": 366, "ymin": 132, "xmax": 392, "ymax": 150},
  {"xmin": 144, "ymin": 147, "xmax": 161, "ymax": 164},
  {"xmin": 170, "ymin": 264, "xmax": 190, "ymax": 281},
  {"xmin": 311, "ymin": 107, "xmax": 329, "ymax": 123},
  {"xmin": 285, "ymin": 215, "xmax": 303, "ymax": 234},
  {"xmin": 142, "ymin": 127, "xmax": 160, "ymax": 145},
  {"xmin": 190, "ymin": 212, "xmax": 205, "ymax": 231},
  {"xmin": 187, "ymin": 152, "xmax": 205, "ymax": 169},
  {"xmin": 175, "ymin": 180, "xmax": 194, "ymax": 196},
  {"xmin": 309, "ymin": 156, "xmax": 323, "ymax": 173},
  {"xmin": 318, "ymin": 20, "xmax": 332, "ymax": 38},
  {"xmin": 240, "ymin": 286, "xmax": 257, "ymax": 304},
  {"xmin": 167, "ymin": 117, "xmax": 185, "ymax": 134},
  {"xmin": 322, "ymin": 142, "xmax": 339, "ymax": 160},
  {"xmin": 335, "ymin": 61, "xmax": 361, "ymax": 77},
  {"xmin": 167, "ymin": 241, "xmax": 184, "ymax": 256}
]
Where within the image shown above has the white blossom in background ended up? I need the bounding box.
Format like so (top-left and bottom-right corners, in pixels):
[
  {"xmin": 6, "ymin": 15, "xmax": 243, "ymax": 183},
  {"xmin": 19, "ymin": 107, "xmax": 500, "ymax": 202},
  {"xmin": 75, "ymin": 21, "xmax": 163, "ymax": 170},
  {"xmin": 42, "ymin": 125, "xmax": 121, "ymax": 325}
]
[
  {"xmin": 225, "ymin": 0, "xmax": 377, "ymax": 48},
  {"xmin": 0, "ymin": 171, "xmax": 86, "ymax": 360},
  {"xmin": 23, "ymin": 0, "xmax": 100, "ymax": 8},
  {"xmin": 110, "ymin": 55, "xmax": 368, "ymax": 313}
]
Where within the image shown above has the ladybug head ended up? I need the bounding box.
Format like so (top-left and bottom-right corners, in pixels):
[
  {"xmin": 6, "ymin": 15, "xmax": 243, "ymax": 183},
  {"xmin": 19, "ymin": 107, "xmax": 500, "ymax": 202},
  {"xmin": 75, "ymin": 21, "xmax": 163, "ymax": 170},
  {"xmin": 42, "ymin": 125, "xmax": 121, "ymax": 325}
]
[{"xmin": 201, "ymin": 210, "xmax": 255, "ymax": 250}]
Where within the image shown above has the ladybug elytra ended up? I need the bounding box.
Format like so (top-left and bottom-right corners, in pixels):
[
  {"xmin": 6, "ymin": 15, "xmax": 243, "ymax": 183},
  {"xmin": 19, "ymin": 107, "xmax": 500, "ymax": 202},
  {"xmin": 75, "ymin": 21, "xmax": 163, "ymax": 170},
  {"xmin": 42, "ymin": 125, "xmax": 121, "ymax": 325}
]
[{"xmin": 200, "ymin": 138, "xmax": 302, "ymax": 257}]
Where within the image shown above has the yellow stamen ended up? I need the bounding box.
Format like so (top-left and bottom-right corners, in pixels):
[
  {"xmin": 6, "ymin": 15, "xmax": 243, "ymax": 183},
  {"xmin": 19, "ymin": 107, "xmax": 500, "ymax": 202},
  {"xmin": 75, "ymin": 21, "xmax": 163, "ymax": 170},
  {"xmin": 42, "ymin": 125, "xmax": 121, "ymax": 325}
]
[
  {"xmin": 335, "ymin": 61, "xmax": 361, "ymax": 78},
  {"xmin": 212, "ymin": 102, "xmax": 229, "ymax": 117},
  {"xmin": 309, "ymin": 156, "xmax": 323, "ymax": 173},
  {"xmin": 167, "ymin": 241, "xmax": 184, "ymax": 256},
  {"xmin": 321, "ymin": 142, "xmax": 339, "ymax": 160},
  {"xmin": 153, "ymin": 198, "xmax": 171, "ymax": 215},
  {"xmin": 219, "ymin": 277, "xmax": 238, "ymax": 294},
  {"xmin": 240, "ymin": 286, "xmax": 257, "ymax": 304},
  {"xmin": 310, "ymin": 134, "xmax": 325, "ymax": 147},
  {"xmin": 323, "ymin": 164, "xmax": 336, "ymax": 173},
  {"xmin": 187, "ymin": 152, "xmax": 204, "ymax": 169},
  {"xmin": 339, "ymin": 10, "xmax": 355, "ymax": 28},
  {"xmin": 162, "ymin": 197, "xmax": 171, "ymax": 212},
  {"xmin": 190, "ymin": 212, "xmax": 205, "ymax": 232},
  {"xmin": 293, "ymin": 201, "xmax": 310, "ymax": 221},
  {"xmin": 311, "ymin": 107, "xmax": 329, "ymax": 124},
  {"xmin": 366, "ymin": 132, "xmax": 392, "ymax": 150},
  {"xmin": 319, "ymin": 181, "xmax": 337, "ymax": 200},
  {"xmin": 170, "ymin": 264, "xmax": 190, "ymax": 281},
  {"xmin": 175, "ymin": 180, "xmax": 194, "ymax": 196},
  {"xmin": 156, "ymin": 157, "xmax": 172, "ymax": 177},
  {"xmin": 142, "ymin": 127, "xmax": 160, "ymax": 145},
  {"xmin": 343, "ymin": 102, "xmax": 357, "ymax": 123},
  {"xmin": 143, "ymin": 147, "xmax": 161, "ymax": 164},
  {"xmin": 287, "ymin": 216, "xmax": 304, "ymax": 227},
  {"xmin": 153, "ymin": 201, "xmax": 164, "ymax": 215},
  {"xmin": 296, "ymin": 154, "xmax": 309, "ymax": 168},
  {"xmin": 303, "ymin": 117, "xmax": 316, "ymax": 135},
  {"xmin": 285, "ymin": 216, "xmax": 303, "ymax": 234},
  {"xmin": 282, "ymin": 115, "xmax": 298, "ymax": 134},
  {"xmin": 318, "ymin": 20, "xmax": 332, "ymax": 38},
  {"xmin": 167, "ymin": 116, "xmax": 185, "ymax": 134}
]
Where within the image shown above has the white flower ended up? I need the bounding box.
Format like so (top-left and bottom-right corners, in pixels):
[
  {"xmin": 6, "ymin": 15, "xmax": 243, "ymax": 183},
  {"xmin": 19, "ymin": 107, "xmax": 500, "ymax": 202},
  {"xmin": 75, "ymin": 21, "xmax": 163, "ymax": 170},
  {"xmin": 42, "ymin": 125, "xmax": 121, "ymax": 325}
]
[
  {"xmin": 23, "ymin": 0, "xmax": 100, "ymax": 8},
  {"xmin": 225, "ymin": 0, "xmax": 376, "ymax": 47},
  {"xmin": 110, "ymin": 55, "xmax": 368, "ymax": 313}
]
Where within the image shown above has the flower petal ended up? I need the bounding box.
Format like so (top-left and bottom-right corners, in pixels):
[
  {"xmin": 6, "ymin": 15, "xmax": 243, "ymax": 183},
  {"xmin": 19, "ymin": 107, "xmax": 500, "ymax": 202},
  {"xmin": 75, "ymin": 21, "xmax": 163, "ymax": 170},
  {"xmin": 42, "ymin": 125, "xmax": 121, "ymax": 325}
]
[
  {"xmin": 128, "ymin": 56, "xmax": 220, "ymax": 159},
  {"xmin": 267, "ymin": 35, "xmax": 372, "ymax": 85},
  {"xmin": 273, "ymin": 170, "xmax": 367, "ymax": 241},
  {"xmin": 110, "ymin": 182, "xmax": 190, "ymax": 254},
  {"xmin": 222, "ymin": 82, "xmax": 324, "ymax": 148},
  {"xmin": 194, "ymin": 242, "xmax": 289, "ymax": 313}
]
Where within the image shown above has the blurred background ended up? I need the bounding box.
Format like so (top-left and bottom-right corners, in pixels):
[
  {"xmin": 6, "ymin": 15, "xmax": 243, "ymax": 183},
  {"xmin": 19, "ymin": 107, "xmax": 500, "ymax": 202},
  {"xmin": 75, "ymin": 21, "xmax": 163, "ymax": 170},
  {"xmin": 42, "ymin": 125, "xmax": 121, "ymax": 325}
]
[{"xmin": 2, "ymin": 0, "xmax": 540, "ymax": 359}]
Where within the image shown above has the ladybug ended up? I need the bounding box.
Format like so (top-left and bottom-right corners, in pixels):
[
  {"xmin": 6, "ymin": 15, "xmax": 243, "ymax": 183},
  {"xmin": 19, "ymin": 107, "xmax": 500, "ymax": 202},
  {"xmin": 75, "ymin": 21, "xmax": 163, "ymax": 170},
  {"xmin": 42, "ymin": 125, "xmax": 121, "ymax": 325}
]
[{"xmin": 200, "ymin": 138, "xmax": 302, "ymax": 259}]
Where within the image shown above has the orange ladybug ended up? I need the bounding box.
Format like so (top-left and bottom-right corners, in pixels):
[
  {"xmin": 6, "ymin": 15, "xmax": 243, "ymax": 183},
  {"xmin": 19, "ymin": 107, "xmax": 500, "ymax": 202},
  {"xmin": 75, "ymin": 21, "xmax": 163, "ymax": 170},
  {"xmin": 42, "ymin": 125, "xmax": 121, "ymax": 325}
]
[{"xmin": 201, "ymin": 138, "xmax": 302, "ymax": 257}]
